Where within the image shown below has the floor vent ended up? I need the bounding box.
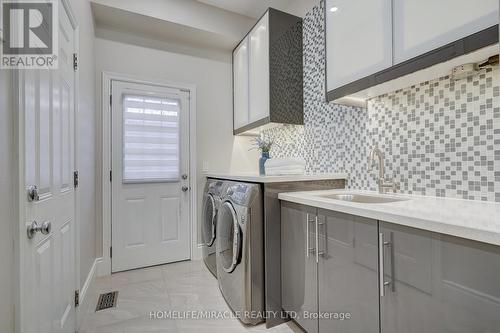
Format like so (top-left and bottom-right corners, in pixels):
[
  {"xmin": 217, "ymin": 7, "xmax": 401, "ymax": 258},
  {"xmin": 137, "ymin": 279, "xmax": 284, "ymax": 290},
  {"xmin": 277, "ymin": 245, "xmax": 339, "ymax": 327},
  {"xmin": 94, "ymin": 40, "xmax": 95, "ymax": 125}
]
[{"xmin": 96, "ymin": 291, "xmax": 118, "ymax": 311}]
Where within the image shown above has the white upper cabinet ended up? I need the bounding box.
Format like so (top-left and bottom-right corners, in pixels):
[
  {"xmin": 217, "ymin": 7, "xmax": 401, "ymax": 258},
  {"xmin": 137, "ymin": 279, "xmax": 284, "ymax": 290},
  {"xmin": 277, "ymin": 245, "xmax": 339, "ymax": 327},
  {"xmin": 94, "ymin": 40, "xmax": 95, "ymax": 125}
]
[
  {"xmin": 393, "ymin": 0, "xmax": 499, "ymax": 64},
  {"xmin": 325, "ymin": 0, "xmax": 499, "ymax": 104},
  {"xmin": 325, "ymin": 0, "xmax": 393, "ymax": 92},
  {"xmin": 248, "ymin": 12, "xmax": 270, "ymax": 123},
  {"xmin": 232, "ymin": 9, "xmax": 303, "ymax": 135},
  {"xmin": 233, "ymin": 37, "xmax": 249, "ymax": 130}
]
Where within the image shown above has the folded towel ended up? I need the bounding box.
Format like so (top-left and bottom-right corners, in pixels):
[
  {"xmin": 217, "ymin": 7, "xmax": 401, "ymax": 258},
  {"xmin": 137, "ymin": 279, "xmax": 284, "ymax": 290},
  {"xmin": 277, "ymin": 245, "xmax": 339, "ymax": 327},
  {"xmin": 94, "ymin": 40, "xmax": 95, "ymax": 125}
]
[
  {"xmin": 266, "ymin": 165, "xmax": 305, "ymax": 172},
  {"xmin": 264, "ymin": 157, "xmax": 306, "ymax": 175},
  {"xmin": 265, "ymin": 167, "xmax": 305, "ymax": 176},
  {"xmin": 265, "ymin": 158, "xmax": 306, "ymax": 168}
]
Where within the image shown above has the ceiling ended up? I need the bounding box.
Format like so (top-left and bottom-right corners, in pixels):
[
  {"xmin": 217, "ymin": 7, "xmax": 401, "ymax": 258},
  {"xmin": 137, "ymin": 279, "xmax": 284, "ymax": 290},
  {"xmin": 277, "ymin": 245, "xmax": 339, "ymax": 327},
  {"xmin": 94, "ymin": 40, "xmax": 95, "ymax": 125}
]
[{"xmin": 197, "ymin": 0, "xmax": 293, "ymax": 18}]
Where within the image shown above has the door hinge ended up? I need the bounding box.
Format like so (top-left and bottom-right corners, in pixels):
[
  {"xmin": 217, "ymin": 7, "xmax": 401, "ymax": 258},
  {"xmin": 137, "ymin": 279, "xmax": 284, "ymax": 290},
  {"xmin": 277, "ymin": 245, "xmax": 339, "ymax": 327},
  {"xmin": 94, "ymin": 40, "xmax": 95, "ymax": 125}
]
[
  {"xmin": 109, "ymin": 170, "xmax": 112, "ymax": 182},
  {"xmin": 73, "ymin": 170, "xmax": 79, "ymax": 188},
  {"xmin": 110, "ymin": 246, "xmax": 112, "ymax": 258},
  {"xmin": 74, "ymin": 290, "xmax": 80, "ymax": 307},
  {"xmin": 73, "ymin": 53, "xmax": 78, "ymax": 71}
]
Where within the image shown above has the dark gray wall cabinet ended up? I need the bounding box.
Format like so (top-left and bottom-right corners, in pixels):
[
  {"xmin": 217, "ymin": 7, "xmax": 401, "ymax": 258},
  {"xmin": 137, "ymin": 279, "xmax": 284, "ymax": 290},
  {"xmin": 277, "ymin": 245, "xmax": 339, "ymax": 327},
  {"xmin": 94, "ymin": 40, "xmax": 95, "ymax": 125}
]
[{"xmin": 281, "ymin": 202, "xmax": 500, "ymax": 333}]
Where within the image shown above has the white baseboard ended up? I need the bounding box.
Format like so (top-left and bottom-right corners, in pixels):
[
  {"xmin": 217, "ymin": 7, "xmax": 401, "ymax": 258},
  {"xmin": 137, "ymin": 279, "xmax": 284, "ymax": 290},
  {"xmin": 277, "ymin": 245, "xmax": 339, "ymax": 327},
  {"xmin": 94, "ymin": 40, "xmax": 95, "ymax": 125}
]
[
  {"xmin": 80, "ymin": 257, "xmax": 101, "ymax": 306},
  {"xmin": 191, "ymin": 243, "xmax": 203, "ymax": 261}
]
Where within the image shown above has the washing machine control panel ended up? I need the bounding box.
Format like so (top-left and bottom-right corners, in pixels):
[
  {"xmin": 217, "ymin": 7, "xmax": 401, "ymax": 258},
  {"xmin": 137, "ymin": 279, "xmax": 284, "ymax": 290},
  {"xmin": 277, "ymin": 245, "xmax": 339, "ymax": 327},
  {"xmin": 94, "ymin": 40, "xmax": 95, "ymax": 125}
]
[
  {"xmin": 208, "ymin": 180, "xmax": 225, "ymax": 195},
  {"xmin": 227, "ymin": 184, "xmax": 252, "ymax": 205}
]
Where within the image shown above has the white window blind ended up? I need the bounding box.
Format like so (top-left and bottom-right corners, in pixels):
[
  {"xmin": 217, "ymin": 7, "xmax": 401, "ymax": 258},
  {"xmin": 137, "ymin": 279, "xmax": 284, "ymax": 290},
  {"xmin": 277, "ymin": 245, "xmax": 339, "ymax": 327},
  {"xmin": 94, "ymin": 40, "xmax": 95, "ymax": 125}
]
[{"xmin": 122, "ymin": 94, "xmax": 180, "ymax": 182}]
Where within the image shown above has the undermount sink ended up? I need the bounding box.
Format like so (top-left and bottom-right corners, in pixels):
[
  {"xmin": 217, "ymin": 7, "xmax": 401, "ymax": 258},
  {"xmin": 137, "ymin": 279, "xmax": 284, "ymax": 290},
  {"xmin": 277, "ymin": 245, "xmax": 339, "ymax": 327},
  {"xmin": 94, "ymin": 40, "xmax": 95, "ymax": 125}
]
[{"xmin": 317, "ymin": 193, "xmax": 409, "ymax": 204}]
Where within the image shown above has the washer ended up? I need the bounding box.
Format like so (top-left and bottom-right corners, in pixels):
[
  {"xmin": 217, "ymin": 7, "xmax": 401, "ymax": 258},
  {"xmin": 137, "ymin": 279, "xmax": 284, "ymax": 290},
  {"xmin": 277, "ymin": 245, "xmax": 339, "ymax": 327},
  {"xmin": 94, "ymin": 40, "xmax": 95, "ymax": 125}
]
[
  {"xmin": 202, "ymin": 179, "xmax": 226, "ymax": 277},
  {"xmin": 216, "ymin": 181, "xmax": 264, "ymax": 325}
]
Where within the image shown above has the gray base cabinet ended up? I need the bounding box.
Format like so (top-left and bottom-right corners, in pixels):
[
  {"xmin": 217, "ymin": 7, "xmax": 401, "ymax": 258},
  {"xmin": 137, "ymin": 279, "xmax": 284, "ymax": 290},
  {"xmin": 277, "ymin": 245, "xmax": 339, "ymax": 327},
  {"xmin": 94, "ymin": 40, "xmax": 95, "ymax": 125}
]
[
  {"xmin": 282, "ymin": 202, "xmax": 500, "ymax": 333},
  {"xmin": 380, "ymin": 222, "xmax": 500, "ymax": 333},
  {"xmin": 281, "ymin": 203, "xmax": 379, "ymax": 333},
  {"xmin": 318, "ymin": 209, "xmax": 379, "ymax": 333},
  {"xmin": 281, "ymin": 202, "xmax": 318, "ymax": 333}
]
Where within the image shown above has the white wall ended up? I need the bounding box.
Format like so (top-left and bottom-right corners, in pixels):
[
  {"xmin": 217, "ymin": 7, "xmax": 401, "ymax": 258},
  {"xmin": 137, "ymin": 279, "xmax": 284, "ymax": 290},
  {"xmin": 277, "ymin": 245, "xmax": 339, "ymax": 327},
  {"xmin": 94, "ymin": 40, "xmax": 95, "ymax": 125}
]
[
  {"xmin": 69, "ymin": 0, "xmax": 98, "ymax": 287},
  {"xmin": 0, "ymin": 71, "xmax": 14, "ymax": 333},
  {"xmin": 95, "ymin": 37, "xmax": 258, "ymax": 248}
]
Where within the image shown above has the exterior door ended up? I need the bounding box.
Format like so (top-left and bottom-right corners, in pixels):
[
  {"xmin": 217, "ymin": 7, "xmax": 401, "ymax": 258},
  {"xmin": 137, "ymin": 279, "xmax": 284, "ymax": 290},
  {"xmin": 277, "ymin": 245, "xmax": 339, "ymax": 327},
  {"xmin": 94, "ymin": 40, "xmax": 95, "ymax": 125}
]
[
  {"xmin": 111, "ymin": 81, "xmax": 191, "ymax": 272},
  {"xmin": 21, "ymin": 3, "xmax": 77, "ymax": 333}
]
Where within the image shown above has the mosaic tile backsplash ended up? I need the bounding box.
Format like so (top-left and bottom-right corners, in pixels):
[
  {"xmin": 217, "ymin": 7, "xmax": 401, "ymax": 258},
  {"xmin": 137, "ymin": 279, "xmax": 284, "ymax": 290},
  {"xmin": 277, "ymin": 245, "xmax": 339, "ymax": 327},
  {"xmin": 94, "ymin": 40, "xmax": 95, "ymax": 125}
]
[{"xmin": 263, "ymin": 2, "xmax": 500, "ymax": 202}]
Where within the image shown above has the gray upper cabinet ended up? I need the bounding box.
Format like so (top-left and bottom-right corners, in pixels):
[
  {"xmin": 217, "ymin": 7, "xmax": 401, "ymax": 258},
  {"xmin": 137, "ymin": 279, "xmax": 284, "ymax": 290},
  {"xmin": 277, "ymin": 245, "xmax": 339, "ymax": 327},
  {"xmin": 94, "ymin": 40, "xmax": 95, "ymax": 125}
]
[
  {"xmin": 325, "ymin": 0, "xmax": 499, "ymax": 103},
  {"xmin": 233, "ymin": 8, "xmax": 303, "ymax": 135},
  {"xmin": 317, "ymin": 209, "xmax": 379, "ymax": 333},
  {"xmin": 281, "ymin": 201, "xmax": 318, "ymax": 333},
  {"xmin": 379, "ymin": 222, "xmax": 500, "ymax": 333}
]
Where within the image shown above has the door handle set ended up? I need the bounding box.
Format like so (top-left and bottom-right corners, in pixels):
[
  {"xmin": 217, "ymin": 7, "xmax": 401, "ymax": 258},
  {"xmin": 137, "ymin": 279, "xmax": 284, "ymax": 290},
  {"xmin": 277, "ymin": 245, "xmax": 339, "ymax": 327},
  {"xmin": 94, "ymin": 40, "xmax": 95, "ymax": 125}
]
[
  {"xmin": 27, "ymin": 185, "xmax": 49, "ymax": 240},
  {"xmin": 379, "ymin": 232, "xmax": 395, "ymax": 297},
  {"xmin": 27, "ymin": 220, "xmax": 51, "ymax": 239},
  {"xmin": 27, "ymin": 185, "xmax": 39, "ymax": 202}
]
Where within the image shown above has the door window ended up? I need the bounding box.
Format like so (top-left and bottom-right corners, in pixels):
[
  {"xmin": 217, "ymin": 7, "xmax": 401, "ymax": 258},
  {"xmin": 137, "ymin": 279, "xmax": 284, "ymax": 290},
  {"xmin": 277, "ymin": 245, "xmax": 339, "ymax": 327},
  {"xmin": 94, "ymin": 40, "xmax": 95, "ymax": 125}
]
[{"xmin": 122, "ymin": 94, "xmax": 180, "ymax": 183}]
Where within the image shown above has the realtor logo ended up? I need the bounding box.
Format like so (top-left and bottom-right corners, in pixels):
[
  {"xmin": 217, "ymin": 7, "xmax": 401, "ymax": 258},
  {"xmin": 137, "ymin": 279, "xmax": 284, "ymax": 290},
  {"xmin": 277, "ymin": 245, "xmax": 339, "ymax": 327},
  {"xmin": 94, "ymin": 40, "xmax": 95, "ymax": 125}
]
[{"xmin": 1, "ymin": 0, "xmax": 58, "ymax": 69}]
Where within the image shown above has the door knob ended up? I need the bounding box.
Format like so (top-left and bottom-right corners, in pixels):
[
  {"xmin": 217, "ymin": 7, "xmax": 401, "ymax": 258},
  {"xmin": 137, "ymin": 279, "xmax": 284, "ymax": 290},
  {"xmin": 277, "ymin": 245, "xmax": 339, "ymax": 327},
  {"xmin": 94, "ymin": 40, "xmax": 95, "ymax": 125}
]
[
  {"xmin": 182, "ymin": 186, "xmax": 189, "ymax": 192},
  {"xmin": 27, "ymin": 221, "xmax": 51, "ymax": 239},
  {"xmin": 27, "ymin": 185, "xmax": 39, "ymax": 202}
]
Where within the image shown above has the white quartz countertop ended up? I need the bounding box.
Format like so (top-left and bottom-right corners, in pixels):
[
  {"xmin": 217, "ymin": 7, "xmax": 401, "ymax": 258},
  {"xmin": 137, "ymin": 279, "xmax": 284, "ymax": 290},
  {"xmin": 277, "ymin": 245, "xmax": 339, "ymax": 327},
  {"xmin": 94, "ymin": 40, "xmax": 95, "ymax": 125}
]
[
  {"xmin": 278, "ymin": 189, "xmax": 500, "ymax": 247},
  {"xmin": 205, "ymin": 173, "xmax": 348, "ymax": 183}
]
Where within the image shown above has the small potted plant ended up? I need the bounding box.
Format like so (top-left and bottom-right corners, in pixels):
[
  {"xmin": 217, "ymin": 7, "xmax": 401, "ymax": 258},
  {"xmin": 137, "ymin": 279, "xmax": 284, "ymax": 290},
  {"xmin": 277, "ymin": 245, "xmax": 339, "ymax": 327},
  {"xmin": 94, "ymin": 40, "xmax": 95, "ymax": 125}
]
[{"xmin": 249, "ymin": 137, "xmax": 274, "ymax": 175}]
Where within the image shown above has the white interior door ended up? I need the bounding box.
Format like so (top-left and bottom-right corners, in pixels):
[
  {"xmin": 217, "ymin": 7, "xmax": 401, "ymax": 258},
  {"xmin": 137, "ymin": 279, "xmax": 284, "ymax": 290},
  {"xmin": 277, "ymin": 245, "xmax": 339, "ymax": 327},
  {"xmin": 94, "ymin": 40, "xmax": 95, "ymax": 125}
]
[
  {"xmin": 111, "ymin": 81, "xmax": 191, "ymax": 273},
  {"xmin": 21, "ymin": 3, "xmax": 77, "ymax": 333}
]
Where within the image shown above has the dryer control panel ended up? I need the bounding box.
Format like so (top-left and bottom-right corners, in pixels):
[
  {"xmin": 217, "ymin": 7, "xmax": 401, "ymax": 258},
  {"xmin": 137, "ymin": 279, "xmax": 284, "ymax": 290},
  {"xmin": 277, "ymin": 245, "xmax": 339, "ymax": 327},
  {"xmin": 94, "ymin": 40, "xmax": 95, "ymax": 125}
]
[
  {"xmin": 227, "ymin": 183, "xmax": 256, "ymax": 206},
  {"xmin": 208, "ymin": 180, "xmax": 225, "ymax": 195}
]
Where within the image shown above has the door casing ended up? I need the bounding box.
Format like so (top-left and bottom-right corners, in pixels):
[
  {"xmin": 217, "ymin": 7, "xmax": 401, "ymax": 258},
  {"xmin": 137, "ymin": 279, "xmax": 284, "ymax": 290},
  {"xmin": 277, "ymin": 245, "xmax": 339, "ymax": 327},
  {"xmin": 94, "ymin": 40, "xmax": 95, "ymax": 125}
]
[{"xmin": 100, "ymin": 71, "xmax": 199, "ymax": 276}]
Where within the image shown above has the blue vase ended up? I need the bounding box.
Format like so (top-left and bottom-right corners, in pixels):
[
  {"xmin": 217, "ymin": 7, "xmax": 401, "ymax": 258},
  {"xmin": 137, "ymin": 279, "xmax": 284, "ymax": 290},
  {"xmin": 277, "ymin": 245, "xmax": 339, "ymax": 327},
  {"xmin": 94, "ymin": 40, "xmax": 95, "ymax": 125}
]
[{"xmin": 259, "ymin": 152, "xmax": 270, "ymax": 175}]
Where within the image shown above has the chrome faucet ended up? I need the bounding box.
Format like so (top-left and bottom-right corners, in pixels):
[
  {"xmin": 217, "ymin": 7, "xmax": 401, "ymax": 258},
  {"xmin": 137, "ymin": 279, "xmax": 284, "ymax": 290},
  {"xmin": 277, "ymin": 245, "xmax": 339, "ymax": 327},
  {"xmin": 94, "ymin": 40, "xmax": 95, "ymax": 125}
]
[{"xmin": 369, "ymin": 148, "xmax": 398, "ymax": 194}]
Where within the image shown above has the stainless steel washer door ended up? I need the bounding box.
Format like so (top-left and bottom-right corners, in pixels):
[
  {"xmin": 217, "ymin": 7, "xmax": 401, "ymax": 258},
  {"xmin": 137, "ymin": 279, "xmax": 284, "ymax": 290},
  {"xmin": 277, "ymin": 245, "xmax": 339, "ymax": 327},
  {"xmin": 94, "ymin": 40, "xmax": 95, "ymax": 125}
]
[
  {"xmin": 217, "ymin": 201, "xmax": 241, "ymax": 273},
  {"xmin": 202, "ymin": 193, "xmax": 216, "ymax": 247}
]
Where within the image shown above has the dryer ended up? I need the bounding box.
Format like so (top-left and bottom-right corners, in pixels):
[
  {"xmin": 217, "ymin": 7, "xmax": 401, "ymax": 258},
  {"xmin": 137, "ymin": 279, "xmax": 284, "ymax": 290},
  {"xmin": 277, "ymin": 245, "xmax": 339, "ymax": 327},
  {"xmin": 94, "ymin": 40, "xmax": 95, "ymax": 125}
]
[
  {"xmin": 202, "ymin": 179, "xmax": 225, "ymax": 277},
  {"xmin": 216, "ymin": 181, "xmax": 264, "ymax": 325}
]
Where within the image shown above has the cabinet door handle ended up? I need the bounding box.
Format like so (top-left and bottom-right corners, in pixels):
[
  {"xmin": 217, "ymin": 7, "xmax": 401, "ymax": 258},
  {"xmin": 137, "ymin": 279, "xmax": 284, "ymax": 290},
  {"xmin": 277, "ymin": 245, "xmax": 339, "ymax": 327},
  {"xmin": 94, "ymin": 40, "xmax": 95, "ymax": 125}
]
[
  {"xmin": 315, "ymin": 216, "xmax": 320, "ymax": 263},
  {"xmin": 316, "ymin": 219, "xmax": 325, "ymax": 260},
  {"xmin": 379, "ymin": 232, "xmax": 392, "ymax": 297},
  {"xmin": 306, "ymin": 214, "xmax": 315, "ymax": 258}
]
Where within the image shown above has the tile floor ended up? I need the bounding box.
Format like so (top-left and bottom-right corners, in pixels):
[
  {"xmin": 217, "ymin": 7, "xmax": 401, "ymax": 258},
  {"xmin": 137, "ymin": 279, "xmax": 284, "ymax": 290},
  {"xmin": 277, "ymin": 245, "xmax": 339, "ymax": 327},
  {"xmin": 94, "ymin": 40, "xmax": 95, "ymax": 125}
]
[{"xmin": 79, "ymin": 260, "xmax": 302, "ymax": 333}]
